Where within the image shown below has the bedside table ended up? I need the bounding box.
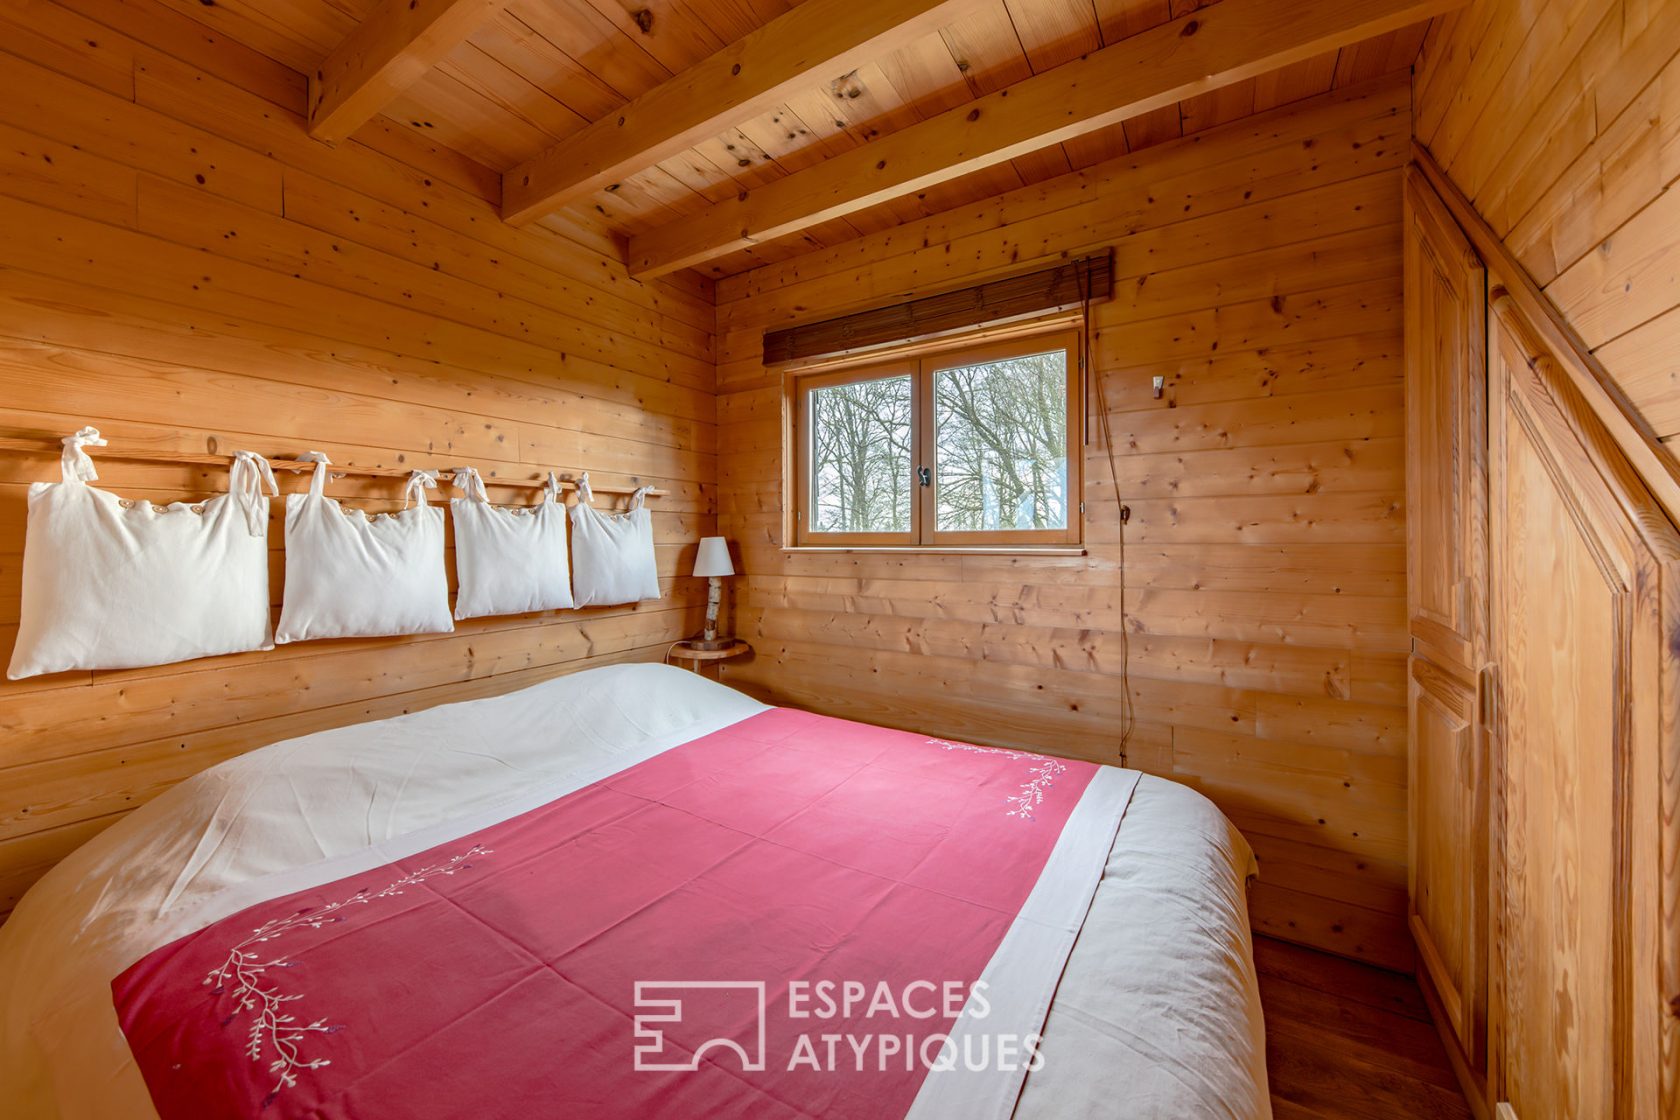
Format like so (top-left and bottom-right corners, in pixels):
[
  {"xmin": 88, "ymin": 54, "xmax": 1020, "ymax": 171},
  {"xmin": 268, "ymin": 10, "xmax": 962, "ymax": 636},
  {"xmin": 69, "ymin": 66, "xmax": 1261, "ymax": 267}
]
[{"xmin": 667, "ymin": 639, "xmax": 751, "ymax": 677}]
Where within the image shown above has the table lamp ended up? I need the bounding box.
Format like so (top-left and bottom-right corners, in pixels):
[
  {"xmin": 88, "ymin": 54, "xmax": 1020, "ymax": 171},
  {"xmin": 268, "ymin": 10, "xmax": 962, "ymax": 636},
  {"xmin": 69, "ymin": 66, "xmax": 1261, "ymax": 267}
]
[{"xmin": 691, "ymin": 536, "xmax": 735, "ymax": 650}]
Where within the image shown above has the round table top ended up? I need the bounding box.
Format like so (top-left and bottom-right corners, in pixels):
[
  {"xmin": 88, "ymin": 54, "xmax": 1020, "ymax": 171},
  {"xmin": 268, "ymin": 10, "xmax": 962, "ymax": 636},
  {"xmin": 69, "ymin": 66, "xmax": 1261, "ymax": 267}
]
[{"xmin": 669, "ymin": 639, "xmax": 751, "ymax": 661}]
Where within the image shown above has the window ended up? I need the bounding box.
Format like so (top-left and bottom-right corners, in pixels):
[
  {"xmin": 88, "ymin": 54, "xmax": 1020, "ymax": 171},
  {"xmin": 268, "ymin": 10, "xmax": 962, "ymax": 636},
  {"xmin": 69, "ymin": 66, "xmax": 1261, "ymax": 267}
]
[{"xmin": 792, "ymin": 330, "xmax": 1081, "ymax": 548}]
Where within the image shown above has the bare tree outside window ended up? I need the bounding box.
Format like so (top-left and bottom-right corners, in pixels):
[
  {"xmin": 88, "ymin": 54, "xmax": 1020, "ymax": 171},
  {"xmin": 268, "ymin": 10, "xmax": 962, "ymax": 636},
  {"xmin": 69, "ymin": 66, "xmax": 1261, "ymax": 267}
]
[
  {"xmin": 809, "ymin": 374, "xmax": 912, "ymax": 533},
  {"xmin": 793, "ymin": 329, "xmax": 1080, "ymax": 548},
  {"xmin": 933, "ymin": 350, "xmax": 1069, "ymax": 532}
]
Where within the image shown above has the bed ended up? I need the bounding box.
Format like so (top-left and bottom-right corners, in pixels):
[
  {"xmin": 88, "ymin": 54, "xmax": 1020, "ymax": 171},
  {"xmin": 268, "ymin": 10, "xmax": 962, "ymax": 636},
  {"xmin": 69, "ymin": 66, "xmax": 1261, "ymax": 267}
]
[{"xmin": 0, "ymin": 664, "xmax": 1269, "ymax": 1118}]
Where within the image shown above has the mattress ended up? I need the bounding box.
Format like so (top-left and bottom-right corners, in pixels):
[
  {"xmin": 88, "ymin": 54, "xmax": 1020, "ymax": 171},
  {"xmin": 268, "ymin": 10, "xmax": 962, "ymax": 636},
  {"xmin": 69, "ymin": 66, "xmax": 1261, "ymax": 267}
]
[{"xmin": 0, "ymin": 663, "xmax": 1269, "ymax": 1118}]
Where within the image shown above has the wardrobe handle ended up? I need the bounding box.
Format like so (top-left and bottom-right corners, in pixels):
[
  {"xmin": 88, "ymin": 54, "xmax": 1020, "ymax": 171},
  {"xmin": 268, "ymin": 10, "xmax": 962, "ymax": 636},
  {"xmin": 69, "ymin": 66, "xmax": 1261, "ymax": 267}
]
[{"xmin": 1478, "ymin": 664, "xmax": 1498, "ymax": 731}]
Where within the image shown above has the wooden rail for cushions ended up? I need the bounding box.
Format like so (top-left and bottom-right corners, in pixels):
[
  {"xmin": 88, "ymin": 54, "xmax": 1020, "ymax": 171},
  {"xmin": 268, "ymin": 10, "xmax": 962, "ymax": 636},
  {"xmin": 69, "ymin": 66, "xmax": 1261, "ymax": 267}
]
[
  {"xmin": 1410, "ymin": 143, "xmax": 1680, "ymax": 527},
  {"xmin": 0, "ymin": 438, "xmax": 668, "ymax": 499},
  {"xmin": 762, "ymin": 251, "xmax": 1113, "ymax": 365}
]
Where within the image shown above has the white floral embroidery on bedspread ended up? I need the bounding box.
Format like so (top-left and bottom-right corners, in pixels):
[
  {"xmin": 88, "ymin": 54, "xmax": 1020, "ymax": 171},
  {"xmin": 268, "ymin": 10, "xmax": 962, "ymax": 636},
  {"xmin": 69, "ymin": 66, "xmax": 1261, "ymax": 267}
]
[
  {"xmin": 201, "ymin": 845, "xmax": 492, "ymax": 1109},
  {"xmin": 926, "ymin": 739, "xmax": 1068, "ymax": 821}
]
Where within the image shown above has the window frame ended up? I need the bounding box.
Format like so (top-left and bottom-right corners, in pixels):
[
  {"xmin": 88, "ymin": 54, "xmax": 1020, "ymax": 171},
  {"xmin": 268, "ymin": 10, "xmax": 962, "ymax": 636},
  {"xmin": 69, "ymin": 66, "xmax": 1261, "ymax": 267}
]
[
  {"xmin": 789, "ymin": 327, "xmax": 1084, "ymax": 551},
  {"xmin": 793, "ymin": 358, "xmax": 922, "ymax": 548}
]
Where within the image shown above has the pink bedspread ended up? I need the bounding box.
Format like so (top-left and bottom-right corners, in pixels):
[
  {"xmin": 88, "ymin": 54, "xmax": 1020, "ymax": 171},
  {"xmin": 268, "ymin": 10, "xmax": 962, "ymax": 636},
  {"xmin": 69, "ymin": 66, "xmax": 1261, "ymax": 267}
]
[{"xmin": 111, "ymin": 709, "xmax": 1102, "ymax": 1119}]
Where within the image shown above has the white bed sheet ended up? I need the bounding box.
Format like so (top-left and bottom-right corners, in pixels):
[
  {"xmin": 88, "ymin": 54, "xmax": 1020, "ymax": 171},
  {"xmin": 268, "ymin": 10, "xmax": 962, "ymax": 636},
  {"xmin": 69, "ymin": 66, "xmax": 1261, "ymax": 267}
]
[{"xmin": 0, "ymin": 664, "xmax": 1268, "ymax": 1119}]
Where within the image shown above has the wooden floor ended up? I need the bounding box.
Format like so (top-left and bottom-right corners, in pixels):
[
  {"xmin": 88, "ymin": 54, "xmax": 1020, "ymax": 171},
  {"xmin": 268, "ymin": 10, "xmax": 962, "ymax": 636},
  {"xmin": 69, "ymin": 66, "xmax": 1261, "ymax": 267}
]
[{"xmin": 1256, "ymin": 936, "xmax": 1474, "ymax": 1120}]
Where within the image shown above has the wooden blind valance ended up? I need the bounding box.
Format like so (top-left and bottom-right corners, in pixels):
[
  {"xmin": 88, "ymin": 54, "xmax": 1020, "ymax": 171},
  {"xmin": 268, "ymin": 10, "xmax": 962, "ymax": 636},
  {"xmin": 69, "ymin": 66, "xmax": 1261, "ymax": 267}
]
[{"xmin": 762, "ymin": 250, "xmax": 1113, "ymax": 365}]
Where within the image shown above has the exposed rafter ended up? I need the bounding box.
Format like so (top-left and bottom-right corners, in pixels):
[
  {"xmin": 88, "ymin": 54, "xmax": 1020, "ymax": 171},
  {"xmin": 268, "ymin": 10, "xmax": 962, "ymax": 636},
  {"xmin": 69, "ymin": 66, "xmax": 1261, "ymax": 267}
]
[
  {"xmin": 627, "ymin": 0, "xmax": 1465, "ymax": 278},
  {"xmin": 499, "ymin": 0, "xmax": 983, "ymax": 226},
  {"xmin": 308, "ymin": 0, "xmax": 511, "ymax": 144}
]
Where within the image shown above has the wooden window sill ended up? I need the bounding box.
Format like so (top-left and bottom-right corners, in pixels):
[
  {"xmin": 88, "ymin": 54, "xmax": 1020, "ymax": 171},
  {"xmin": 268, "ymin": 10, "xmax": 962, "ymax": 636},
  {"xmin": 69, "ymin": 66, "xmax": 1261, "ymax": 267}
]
[{"xmin": 780, "ymin": 546, "xmax": 1088, "ymax": 556}]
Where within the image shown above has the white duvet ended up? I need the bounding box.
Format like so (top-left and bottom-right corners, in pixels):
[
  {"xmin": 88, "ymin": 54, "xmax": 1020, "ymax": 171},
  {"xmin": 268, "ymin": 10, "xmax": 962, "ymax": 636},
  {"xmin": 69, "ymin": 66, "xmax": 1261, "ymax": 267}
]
[{"xmin": 0, "ymin": 664, "xmax": 1268, "ymax": 1118}]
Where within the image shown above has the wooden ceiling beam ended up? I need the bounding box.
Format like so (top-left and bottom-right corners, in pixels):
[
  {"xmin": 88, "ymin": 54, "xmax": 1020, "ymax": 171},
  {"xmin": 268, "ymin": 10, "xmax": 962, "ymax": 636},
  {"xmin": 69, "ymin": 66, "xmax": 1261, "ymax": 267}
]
[
  {"xmin": 308, "ymin": 0, "xmax": 511, "ymax": 143},
  {"xmin": 500, "ymin": 0, "xmax": 983, "ymax": 226},
  {"xmin": 626, "ymin": 0, "xmax": 1465, "ymax": 278}
]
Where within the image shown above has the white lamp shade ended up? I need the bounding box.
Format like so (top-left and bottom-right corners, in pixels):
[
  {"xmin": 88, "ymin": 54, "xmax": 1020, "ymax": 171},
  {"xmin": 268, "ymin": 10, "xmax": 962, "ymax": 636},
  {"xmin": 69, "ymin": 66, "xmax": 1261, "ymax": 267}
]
[{"xmin": 693, "ymin": 536, "xmax": 735, "ymax": 578}]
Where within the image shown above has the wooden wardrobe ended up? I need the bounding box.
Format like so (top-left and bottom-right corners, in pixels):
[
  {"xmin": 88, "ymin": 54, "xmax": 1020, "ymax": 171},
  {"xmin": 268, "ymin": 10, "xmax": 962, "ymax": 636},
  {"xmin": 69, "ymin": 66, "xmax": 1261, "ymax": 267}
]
[{"xmin": 1405, "ymin": 155, "xmax": 1680, "ymax": 1119}]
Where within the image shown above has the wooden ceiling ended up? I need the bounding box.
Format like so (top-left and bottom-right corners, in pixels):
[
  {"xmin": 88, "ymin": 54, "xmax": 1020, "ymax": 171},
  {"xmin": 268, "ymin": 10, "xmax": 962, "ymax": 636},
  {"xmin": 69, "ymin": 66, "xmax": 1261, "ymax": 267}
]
[{"xmin": 149, "ymin": 0, "xmax": 1434, "ymax": 279}]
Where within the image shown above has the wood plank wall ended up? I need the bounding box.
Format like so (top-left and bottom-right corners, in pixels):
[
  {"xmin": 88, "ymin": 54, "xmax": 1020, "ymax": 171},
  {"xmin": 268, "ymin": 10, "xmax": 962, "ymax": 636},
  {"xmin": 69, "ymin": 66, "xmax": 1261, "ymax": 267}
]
[
  {"xmin": 714, "ymin": 75, "xmax": 1417, "ymax": 968},
  {"xmin": 1415, "ymin": 0, "xmax": 1680, "ymax": 448},
  {"xmin": 0, "ymin": 0, "xmax": 715, "ymax": 921}
]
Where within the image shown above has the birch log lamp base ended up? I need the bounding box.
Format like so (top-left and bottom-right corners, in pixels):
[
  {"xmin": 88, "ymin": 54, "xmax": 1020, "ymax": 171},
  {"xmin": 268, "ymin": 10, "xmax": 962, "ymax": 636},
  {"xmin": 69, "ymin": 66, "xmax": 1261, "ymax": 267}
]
[{"xmin": 689, "ymin": 536, "xmax": 736, "ymax": 650}]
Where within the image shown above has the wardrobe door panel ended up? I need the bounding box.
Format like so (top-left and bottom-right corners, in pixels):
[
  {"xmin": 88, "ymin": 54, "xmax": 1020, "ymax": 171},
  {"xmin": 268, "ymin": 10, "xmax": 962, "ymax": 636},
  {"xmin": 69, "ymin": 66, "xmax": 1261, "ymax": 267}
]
[
  {"xmin": 1404, "ymin": 165, "xmax": 1487, "ymax": 670},
  {"xmin": 1409, "ymin": 654, "xmax": 1486, "ymax": 1061},
  {"xmin": 1488, "ymin": 300, "xmax": 1680, "ymax": 1120},
  {"xmin": 1404, "ymin": 163, "xmax": 1491, "ymax": 1086}
]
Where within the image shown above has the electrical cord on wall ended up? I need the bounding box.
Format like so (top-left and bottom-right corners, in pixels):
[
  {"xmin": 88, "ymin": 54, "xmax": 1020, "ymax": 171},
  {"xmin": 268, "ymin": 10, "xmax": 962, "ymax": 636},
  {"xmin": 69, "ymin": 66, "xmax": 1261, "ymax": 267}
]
[{"xmin": 1081, "ymin": 267, "xmax": 1135, "ymax": 765}]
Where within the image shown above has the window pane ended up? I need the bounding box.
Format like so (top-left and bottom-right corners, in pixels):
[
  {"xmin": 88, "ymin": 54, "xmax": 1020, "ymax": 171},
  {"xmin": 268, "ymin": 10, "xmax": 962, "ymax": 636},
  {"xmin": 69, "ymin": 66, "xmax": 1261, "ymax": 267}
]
[
  {"xmin": 933, "ymin": 349, "xmax": 1069, "ymax": 532},
  {"xmin": 808, "ymin": 374, "xmax": 913, "ymax": 534}
]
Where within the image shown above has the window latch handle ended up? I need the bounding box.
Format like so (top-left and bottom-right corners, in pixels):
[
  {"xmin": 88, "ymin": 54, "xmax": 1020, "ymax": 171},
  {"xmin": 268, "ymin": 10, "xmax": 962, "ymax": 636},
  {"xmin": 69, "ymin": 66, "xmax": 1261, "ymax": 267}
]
[{"xmin": 916, "ymin": 465, "xmax": 931, "ymax": 487}]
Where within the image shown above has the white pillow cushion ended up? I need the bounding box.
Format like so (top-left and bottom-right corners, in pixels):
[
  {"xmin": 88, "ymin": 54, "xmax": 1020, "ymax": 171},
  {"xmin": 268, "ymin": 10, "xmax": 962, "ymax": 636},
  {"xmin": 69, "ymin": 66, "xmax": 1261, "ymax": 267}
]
[
  {"xmin": 7, "ymin": 428, "xmax": 278, "ymax": 680},
  {"xmin": 274, "ymin": 454, "xmax": 453, "ymax": 643},
  {"xmin": 450, "ymin": 467, "xmax": 574, "ymax": 620},
  {"xmin": 568, "ymin": 473, "xmax": 661, "ymax": 606}
]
